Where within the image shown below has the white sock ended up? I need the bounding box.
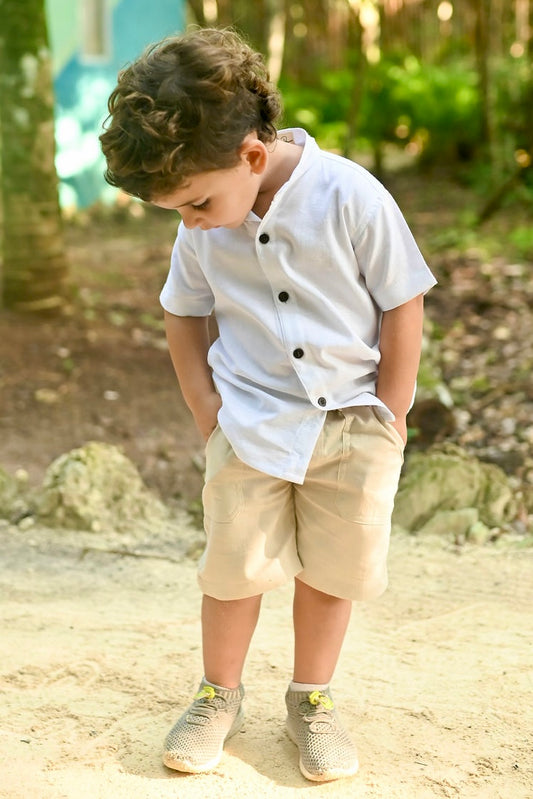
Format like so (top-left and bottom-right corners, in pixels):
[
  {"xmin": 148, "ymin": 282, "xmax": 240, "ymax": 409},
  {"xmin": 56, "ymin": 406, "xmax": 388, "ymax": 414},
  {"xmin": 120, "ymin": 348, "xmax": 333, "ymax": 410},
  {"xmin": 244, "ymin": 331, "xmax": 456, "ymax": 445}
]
[
  {"xmin": 203, "ymin": 677, "xmax": 238, "ymax": 692},
  {"xmin": 289, "ymin": 681, "xmax": 329, "ymax": 692}
]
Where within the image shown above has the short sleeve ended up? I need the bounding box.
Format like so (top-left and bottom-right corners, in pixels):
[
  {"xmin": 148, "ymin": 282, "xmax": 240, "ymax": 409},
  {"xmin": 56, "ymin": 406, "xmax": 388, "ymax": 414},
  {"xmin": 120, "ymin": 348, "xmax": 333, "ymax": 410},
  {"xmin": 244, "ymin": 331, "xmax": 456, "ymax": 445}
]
[
  {"xmin": 353, "ymin": 192, "xmax": 437, "ymax": 311},
  {"xmin": 159, "ymin": 223, "xmax": 215, "ymax": 317}
]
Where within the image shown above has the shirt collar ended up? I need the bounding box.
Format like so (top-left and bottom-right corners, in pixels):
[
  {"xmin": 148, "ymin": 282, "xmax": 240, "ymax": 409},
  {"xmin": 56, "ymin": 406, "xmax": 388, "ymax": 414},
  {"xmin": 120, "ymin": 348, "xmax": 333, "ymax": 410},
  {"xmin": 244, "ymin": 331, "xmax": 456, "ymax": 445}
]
[{"xmin": 244, "ymin": 128, "xmax": 318, "ymax": 223}]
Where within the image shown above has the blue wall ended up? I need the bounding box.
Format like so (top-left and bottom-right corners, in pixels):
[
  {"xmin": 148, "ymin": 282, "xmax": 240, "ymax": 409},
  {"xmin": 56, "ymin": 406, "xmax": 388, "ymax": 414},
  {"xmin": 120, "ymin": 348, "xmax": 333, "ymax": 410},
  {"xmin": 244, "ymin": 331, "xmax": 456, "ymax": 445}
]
[{"xmin": 48, "ymin": 0, "xmax": 185, "ymax": 208}]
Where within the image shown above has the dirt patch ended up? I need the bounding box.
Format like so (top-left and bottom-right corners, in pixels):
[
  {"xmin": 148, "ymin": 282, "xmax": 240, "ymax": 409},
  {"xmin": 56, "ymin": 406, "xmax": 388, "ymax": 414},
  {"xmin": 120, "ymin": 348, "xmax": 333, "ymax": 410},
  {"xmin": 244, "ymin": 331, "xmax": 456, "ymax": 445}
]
[{"xmin": 0, "ymin": 208, "xmax": 205, "ymax": 509}]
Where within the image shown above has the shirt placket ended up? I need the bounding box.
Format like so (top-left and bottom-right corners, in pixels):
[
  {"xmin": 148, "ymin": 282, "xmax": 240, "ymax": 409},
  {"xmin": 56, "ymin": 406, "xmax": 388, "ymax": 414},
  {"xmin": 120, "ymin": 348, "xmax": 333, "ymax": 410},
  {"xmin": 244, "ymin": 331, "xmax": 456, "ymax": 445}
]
[{"xmin": 255, "ymin": 224, "xmax": 330, "ymax": 410}]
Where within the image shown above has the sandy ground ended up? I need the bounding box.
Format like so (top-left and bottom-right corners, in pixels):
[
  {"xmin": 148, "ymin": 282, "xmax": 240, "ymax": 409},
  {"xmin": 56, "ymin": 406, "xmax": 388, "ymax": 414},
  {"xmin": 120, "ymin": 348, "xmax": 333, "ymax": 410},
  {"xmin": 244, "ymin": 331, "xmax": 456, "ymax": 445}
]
[{"xmin": 1, "ymin": 523, "xmax": 532, "ymax": 799}]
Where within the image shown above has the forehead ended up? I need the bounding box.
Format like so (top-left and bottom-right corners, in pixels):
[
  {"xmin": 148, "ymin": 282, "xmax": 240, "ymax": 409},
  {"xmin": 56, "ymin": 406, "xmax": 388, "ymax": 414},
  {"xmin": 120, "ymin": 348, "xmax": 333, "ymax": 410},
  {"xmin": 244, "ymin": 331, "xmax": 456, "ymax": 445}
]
[{"xmin": 153, "ymin": 167, "xmax": 237, "ymax": 209}]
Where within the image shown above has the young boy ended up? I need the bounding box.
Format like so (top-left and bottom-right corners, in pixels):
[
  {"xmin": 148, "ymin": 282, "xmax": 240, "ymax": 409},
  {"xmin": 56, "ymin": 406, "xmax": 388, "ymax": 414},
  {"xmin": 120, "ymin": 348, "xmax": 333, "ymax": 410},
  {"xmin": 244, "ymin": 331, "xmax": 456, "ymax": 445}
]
[{"xmin": 100, "ymin": 27, "xmax": 436, "ymax": 783}]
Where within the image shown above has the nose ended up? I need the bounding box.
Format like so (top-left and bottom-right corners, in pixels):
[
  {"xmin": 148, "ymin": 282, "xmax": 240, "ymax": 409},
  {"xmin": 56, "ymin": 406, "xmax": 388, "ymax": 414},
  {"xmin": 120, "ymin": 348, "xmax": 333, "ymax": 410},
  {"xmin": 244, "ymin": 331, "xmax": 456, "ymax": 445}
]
[{"xmin": 180, "ymin": 209, "xmax": 203, "ymax": 229}]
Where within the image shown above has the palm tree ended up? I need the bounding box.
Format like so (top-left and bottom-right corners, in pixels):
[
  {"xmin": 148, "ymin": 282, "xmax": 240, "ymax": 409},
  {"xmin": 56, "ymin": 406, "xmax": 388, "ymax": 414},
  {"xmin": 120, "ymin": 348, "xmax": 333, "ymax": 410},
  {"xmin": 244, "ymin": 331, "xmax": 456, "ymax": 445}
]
[{"xmin": 0, "ymin": 0, "xmax": 68, "ymax": 311}]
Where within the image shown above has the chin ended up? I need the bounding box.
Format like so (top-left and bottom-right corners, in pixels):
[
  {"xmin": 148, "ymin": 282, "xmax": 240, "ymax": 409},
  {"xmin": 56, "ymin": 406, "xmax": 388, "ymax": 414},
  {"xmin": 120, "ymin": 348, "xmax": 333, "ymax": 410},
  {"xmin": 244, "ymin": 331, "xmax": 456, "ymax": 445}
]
[{"xmin": 226, "ymin": 215, "xmax": 249, "ymax": 228}]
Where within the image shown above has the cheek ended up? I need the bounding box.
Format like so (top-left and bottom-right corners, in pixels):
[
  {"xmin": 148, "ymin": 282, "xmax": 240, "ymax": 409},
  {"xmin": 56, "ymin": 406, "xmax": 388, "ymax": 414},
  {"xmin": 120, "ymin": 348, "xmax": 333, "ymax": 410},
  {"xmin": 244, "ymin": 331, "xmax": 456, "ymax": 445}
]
[{"xmin": 221, "ymin": 196, "xmax": 246, "ymax": 219}]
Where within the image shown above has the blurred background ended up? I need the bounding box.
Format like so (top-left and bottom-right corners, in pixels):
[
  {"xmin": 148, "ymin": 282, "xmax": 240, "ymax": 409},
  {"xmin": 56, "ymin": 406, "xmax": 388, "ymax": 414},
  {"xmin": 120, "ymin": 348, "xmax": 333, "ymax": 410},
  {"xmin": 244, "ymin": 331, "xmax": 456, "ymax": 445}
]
[
  {"xmin": 1, "ymin": 0, "xmax": 532, "ymax": 308},
  {"xmin": 0, "ymin": 1, "xmax": 532, "ymax": 538}
]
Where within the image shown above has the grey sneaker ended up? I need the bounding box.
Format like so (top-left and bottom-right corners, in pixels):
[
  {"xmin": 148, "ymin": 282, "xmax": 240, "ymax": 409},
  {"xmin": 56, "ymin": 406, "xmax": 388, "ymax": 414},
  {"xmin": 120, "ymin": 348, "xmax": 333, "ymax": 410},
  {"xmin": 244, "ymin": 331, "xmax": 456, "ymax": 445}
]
[
  {"xmin": 285, "ymin": 689, "xmax": 359, "ymax": 782},
  {"xmin": 163, "ymin": 680, "xmax": 244, "ymax": 773}
]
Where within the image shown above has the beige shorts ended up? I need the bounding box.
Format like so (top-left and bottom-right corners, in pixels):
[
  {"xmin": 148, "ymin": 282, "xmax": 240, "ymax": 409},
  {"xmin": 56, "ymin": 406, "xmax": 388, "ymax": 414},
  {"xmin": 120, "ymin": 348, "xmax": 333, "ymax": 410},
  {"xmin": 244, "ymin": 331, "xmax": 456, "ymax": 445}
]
[{"xmin": 198, "ymin": 406, "xmax": 405, "ymax": 602}]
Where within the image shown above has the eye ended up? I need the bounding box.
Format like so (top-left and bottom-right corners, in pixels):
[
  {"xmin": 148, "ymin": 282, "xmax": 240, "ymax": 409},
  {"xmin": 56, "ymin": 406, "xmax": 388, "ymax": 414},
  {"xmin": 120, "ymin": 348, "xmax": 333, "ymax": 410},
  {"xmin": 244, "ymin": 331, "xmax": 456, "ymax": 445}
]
[{"xmin": 191, "ymin": 199, "xmax": 210, "ymax": 211}]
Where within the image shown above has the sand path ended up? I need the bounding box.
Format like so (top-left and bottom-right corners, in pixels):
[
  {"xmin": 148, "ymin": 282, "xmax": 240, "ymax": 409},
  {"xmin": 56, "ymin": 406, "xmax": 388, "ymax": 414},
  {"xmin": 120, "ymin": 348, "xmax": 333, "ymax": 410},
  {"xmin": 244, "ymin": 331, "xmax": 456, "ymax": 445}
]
[{"xmin": 1, "ymin": 525, "xmax": 531, "ymax": 798}]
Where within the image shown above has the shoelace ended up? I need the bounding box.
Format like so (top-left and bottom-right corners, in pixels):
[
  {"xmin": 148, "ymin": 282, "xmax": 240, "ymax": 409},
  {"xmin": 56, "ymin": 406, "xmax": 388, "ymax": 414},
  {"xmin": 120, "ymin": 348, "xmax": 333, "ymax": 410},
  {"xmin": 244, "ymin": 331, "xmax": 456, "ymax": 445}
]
[
  {"xmin": 194, "ymin": 685, "xmax": 217, "ymax": 702},
  {"xmin": 188, "ymin": 685, "xmax": 223, "ymax": 721},
  {"xmin": 309, "ymin": 691, "xmax": 334, "ymax": 710},
  {"xmin": 303, "ymin": 691, "xmax": 337, "ymax": 732}
]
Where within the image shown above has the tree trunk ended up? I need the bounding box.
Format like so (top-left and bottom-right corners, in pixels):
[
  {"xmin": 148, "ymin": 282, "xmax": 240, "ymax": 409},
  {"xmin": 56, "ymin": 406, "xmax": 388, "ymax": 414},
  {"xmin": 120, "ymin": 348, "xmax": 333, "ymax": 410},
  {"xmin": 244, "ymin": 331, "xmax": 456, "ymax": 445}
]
[
  {"xmin": 215, "ymin": 0, "xmax": 233, "ymax": 27},
  {"xmin": 473, "ymin": 0, "xmax": 493, "ymax": 156},
  {"xmin": 0, "ymin": 0, "xmax": 68, "ymax": 311},
  {"xmin": 266, "ymin": 0, "xmax": 287, "ymax": 84},
  {"xmin": 187, "ymin": 0, "xmax": 207, "ymax": 26},
  {"xmin": 342, "ymin": 1, "xmax": 365, "ymax": 159}
]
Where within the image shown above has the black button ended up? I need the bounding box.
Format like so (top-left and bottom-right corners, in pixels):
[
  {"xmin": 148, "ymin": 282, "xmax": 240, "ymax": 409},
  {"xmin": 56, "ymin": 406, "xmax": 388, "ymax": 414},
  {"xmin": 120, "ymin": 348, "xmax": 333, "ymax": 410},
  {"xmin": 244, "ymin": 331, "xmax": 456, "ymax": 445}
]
[
  {"xmin": 278, "ymin": 291, "xmax": 289, "ymax": 302},
  {"xmin": 293, "ymin": 348, "xmax": 304, "ymax": 359},
  {"xmin": 258, "ymin": 233, "xmax": 270, "ymax": 244},
  {"xmin": 318, "ymin": 397, "xmax": 327, "ymax": 407}
]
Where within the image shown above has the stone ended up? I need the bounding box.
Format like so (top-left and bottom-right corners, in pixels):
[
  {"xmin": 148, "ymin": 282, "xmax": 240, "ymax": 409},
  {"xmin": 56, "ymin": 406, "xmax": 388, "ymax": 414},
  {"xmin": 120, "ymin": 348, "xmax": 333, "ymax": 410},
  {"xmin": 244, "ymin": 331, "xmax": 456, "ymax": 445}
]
[
  {"xmin": 35, "ymin": 441, "xmax": 169, "ymax": 532},
  {"xmin": 0, "ymin": 466, "xmax": 31, "ymax": 522},
  {"xmin": 393, "ymin": 443, "xmax": 516, "ymax": 537}
]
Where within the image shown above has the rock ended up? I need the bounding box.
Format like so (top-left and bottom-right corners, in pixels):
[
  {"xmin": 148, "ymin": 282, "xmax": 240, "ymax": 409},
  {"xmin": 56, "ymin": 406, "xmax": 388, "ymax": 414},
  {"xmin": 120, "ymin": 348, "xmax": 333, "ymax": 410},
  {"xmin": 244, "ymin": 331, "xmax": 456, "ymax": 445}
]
[
  {"xmin": 393, "ymin": 443, "xmax": 517, "ymax": 539},
  {"xmin": 0, "ymin": 468, "xmax": 18, "ymax": 517},
  {"xmin": 467, "ymin": 519, "xmax": 493, "ymax": 544},
  {"xmin": 416, "ymin": 508, "xmax": 479, "ymax": 538},
  {"xmin": 416, "ymin": 509, "xmax": 492, "ymax": 544},
  {"xmin": 35, "ymin": 441, "xmax": 169, "ymax": 532},
  {"xmin": 0, "ymin": 467, "xmax": 31, "ymax": 522}
]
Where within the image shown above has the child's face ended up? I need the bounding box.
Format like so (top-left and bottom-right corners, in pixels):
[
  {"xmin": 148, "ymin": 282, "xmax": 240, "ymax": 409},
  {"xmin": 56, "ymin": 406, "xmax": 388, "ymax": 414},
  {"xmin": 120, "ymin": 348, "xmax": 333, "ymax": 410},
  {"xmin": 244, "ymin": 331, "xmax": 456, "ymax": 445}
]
[{"xmin": 152, "ymin": 138, "xmax": 266, "ymax": 230}]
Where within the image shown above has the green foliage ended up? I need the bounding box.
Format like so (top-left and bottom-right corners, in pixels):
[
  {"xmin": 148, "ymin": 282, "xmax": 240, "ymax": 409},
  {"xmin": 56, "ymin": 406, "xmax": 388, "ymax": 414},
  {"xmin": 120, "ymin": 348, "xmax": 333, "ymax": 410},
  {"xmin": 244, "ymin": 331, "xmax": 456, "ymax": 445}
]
[
  {"xmin": 425, "ymin": 217, "xmax": 529, "ymax": 265},
  {"xmin": 280, "ymin": 52, "xmax": 532, "ymax": 181},
  {"xmin": 491, "ymin": 55, "xmax": 533, "ymax": 159},
  {"xmin": 364, "ymin": 57, "xmax": 481, "ymax": 163},
  {"xmin": 279, "ymin": 78, "xmax": 344, "ymax": 137},
  {"xmin": 508, "ymin": 225, "xmax": 533, "ymax": 260},
  {"xmin": 280, "ymin": 56, "xmax": 481, "ymax": 164}
]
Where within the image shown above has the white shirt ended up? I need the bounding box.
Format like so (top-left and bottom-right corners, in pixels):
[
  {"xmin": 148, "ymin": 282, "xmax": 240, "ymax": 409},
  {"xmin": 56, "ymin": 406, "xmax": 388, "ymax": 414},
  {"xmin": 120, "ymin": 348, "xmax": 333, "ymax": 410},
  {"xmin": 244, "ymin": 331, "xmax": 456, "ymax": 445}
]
[{"xmin": 160, "ymin": 129, "xmax": 436, "ymax": 483}]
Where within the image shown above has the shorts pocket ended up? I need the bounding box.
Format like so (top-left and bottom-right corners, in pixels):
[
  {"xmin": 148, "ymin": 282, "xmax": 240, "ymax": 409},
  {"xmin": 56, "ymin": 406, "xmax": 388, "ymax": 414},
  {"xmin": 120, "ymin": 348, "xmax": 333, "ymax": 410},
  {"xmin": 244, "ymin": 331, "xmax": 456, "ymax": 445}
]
[
  {"xmin": 370, "ymin": 406, "xmax": 406, "ymax": 453},
  {"xmin": 335, "ymin": 407, "xmax": 403, "ymax": 523},
  {"xmin": 203, "ymin": 426, "xmax": 244, "ymax": 523}
]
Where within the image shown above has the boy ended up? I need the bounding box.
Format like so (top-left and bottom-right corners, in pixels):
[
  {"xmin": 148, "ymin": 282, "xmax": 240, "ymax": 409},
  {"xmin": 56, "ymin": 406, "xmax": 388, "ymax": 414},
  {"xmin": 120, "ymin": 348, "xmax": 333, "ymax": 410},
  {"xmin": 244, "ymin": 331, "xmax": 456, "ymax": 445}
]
[{"xmin": 100, "ymin": 28, "xmax": 436, "ymax": 783}]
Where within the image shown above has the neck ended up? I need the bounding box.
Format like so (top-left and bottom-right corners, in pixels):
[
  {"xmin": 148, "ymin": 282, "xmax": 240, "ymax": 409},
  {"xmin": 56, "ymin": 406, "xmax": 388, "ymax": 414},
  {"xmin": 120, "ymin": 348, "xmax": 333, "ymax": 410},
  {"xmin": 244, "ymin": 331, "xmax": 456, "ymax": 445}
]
[{"xmin": 253, "ymin": 137, "xmax": 303, "ymax": 218}]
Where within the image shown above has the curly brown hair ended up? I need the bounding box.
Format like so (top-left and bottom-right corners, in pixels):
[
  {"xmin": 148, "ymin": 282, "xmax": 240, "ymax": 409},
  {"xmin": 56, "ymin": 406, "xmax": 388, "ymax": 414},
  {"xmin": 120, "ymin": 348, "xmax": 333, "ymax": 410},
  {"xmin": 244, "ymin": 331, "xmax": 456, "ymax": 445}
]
[{"xmin": 99, "ymin": 28, "xmax": 282, "ymax": 201}]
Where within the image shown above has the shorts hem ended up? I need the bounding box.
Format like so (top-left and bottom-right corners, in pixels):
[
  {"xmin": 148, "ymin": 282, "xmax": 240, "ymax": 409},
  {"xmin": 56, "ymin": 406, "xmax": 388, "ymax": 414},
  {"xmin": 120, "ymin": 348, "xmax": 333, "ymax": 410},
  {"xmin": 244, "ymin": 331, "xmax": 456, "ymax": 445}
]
[
  {"xmin": 197, "ymin": 570, "xmax": 298, "ymax": 601},
  {"xmin": 295, "ymin": 572, "xmax": 389, "ymax": 602}
]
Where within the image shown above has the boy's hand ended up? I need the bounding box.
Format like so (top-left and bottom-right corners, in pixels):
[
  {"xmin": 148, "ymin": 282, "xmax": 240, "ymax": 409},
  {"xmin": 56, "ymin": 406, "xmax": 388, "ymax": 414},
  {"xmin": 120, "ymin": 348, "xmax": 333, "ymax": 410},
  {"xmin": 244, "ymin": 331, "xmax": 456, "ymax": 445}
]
[{"xmin": 193, "ymin": 392, "xmax": 222, "ymax": 442}]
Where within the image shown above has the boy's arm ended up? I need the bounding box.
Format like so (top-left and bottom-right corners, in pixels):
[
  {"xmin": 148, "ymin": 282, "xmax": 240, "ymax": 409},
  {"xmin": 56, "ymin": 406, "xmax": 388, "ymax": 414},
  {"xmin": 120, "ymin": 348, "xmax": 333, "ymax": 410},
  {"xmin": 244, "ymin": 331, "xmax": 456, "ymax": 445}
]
[
  {"xmin": 164, "ymin": 310, "xmax": 222, "ymax": 441},
  {"xmin": 376, "ymin": 293, "xmax": 425, "ymax": 445}
]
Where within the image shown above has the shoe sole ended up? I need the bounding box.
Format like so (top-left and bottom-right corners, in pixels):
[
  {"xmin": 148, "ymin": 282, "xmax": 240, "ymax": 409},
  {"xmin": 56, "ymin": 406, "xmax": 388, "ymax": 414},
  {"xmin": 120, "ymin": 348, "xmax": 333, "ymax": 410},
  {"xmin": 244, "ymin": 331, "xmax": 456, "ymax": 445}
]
[{"xmin": 163, "ymin": 707, "xmax": 244, "ymax": 773}]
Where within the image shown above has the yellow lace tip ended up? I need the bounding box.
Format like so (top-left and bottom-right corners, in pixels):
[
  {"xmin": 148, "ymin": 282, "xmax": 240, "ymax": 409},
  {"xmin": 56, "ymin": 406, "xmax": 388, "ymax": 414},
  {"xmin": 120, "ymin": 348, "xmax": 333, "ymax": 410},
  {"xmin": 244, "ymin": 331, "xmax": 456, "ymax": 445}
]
[
  {"xmin": 309, "ymin": 690, "xmax": 334, "ymax": 710},
  {"xmin": 195, "ymin": 685, "xmax": 216, "ymax": 700}
]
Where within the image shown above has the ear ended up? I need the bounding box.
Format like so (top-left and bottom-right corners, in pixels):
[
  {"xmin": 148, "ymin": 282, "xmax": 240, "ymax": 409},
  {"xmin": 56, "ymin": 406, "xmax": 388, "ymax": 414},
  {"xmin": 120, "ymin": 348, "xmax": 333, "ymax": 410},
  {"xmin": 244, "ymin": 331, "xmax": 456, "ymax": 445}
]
[{"xmin": 239, "ymin": 135, "xmax": 268, "ymax": 175}]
